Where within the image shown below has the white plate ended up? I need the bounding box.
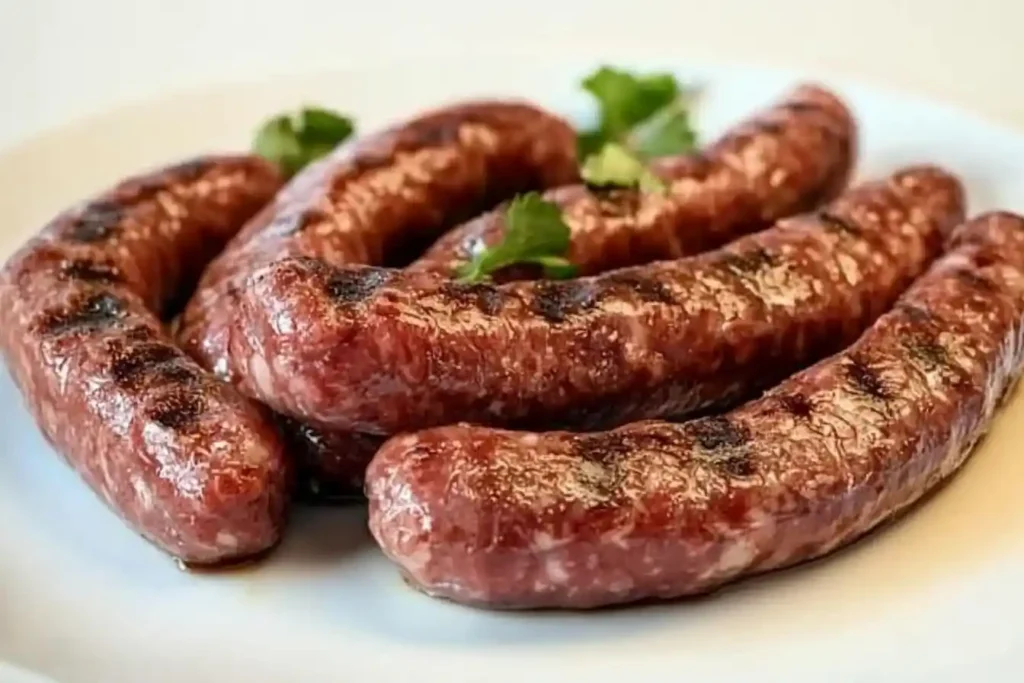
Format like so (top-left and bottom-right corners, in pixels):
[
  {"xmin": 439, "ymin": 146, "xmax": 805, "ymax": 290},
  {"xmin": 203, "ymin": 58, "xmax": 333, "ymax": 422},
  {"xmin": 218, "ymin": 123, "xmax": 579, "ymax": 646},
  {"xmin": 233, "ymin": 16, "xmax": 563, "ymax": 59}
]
[{"xmin": 2, "ymin": 58, "xmax": 1024, "ymax": 683}]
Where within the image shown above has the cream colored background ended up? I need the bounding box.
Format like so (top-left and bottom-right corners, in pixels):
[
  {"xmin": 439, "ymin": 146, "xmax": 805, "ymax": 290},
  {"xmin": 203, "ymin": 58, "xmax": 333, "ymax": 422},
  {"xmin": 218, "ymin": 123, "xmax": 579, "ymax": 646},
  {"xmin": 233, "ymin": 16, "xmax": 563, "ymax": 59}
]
[{"xmin": 0, "ymin": 0, "xmax": 1021, "ymax": 150}]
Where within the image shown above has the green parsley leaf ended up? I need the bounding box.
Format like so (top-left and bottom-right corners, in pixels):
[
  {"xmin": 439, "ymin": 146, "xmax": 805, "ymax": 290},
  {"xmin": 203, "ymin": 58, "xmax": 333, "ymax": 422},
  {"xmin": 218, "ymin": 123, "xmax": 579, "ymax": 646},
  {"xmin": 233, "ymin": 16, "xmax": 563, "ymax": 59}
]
[
  {"xmin": 253, "ymin": 107, "xmax": 355, "ymax": 178},
  {"xmin": 578, "ymin": 66, "xmax": 680, "ymax": 158},
  {"xmin": 629, "ymin": 101, "xmax": 697, "ymax": 159},
  {"xmin": 455, "ymin": 193, "xmax": 577, "ymax": 283},
  {"xmin": 580, "ymin": 143, "xmax": 666, "ymax": 193},
  {"xmin": 576, "ymin": 66, "xmax": 699, "ymax": 182}
]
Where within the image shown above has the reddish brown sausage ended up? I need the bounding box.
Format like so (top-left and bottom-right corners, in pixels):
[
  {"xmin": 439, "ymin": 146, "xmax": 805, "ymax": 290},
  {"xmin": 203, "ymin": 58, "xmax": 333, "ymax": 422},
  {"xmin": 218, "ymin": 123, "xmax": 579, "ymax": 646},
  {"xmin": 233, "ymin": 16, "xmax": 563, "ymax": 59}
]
[
  {"xmin": 0, "ymin": 157, "xmax": 290, "ymax": 565},
  {"xmin": 408, "ymin": 84, "xmax": 855, "ymax": 277},
  {"xmin": 228, "ymin": 167, "xmax": 964, "ymax": 435},
  {"xmin": 178, "ymin": 101, "xmax": 580, "ymax": 382},
  {"xmin": 366, "ymin": 211, "xmax": 1024, "ymax": 609},
  {"xmin": 180, "ymin": 87, "xmax": 856, "ymax": 494}
]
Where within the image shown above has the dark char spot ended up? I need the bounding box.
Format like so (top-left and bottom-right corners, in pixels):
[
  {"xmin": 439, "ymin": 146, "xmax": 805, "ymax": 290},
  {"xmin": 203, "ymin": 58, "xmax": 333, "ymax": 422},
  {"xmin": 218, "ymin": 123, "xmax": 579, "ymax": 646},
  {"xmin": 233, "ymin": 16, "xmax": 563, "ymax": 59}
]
[
  {"xmin": 778, "ymin": 392, "xmax": 814, "ymax": 418},
  {"xmin": 905, "ymin": 332, "xmax": 951, "ymax": 370},
  {"xmin": 146, "ymin": 391, "xmax": 205, "ymax": 431},
  {"xmin": 125, "ymin": 325, "xmax": 157, "ymax": 342},
  {"xmin": 59, "ymin": 259, "xmax": 122, "ymax": 284},
  {"xmin": 110, "ymin": 343, "xmax": 181, "ymax": 388},
  {"xmin": 817, "ymin": 210, "xmax": 861, "ymax": 236},
  {"xmin": 690, "ymin": 416, "xmax": 751, "ymax": 450},
  {"xmin": 324, "ymin": 268, "xmax": 393, "ymax": 304},
  {"xmin": 37, "ymin": 292, "xmax": 128, "ymax": 335},
  {"xmin": 718, "ymin": 248, "xmax": 778, "ymax": 276},
  {"xmin": 603, "ymin": 273, "xmax": 676, "ymax": 304},
  {"xmin": 690, "ymin": 417, "xmax": 755, "ymax": 477},
  {"xmin": 440, "ymin": 281, "xmax": 508, "ymax": 315},
  {"xmin": 896, "ymin": 303, "xmax": 935, "ymax": 324},
  {"xmin": 65, "ymin": 201, "xmax": 126, "ymax": 243},
  {"xmin": 845, "ymin": 356, "xmax": 889, "ymax": 400},
  {"xmin": 953, "ymin": 268, "xmax": 996, "ymax": 292},
  {"xmin": 531, "ymin": 280, "xmax": 597, "ymax": 323}
]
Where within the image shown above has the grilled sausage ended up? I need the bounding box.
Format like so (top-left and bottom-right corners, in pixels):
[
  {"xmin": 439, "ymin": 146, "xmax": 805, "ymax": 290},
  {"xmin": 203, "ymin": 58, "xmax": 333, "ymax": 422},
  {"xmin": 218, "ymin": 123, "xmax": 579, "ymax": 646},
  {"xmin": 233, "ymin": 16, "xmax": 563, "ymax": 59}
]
[
  {"xmin": 228, "ymin": 166, "xmax": 964, "ymax": 435},
  {"xmin": 178, "ymin": 101, "xmax": 580, "ymax": 382},
  {"xmin": 179, "ymin": 86, "xmax": 855, "ymax": 494},
  {"xmin": 408, "ymin": 84, "xmax": 855, "ymax": 277},
  {"xmin": 366, "ymin": 211, "xmax": 1024, "ymax": 609},
  {"xmin": 0, "ymin": 156, "xmax": 290, "ymax": 565}
]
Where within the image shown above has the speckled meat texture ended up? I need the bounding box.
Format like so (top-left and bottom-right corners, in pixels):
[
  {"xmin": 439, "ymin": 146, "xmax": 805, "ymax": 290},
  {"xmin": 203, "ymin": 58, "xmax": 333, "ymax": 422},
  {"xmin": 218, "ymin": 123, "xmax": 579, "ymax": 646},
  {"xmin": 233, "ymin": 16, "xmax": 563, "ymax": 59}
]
[
  {"xmin": 178, "ymin": 101, "xmax": 580, "ymax": 382},
  {"xmin": 231, "ymin": 166, "xmax": 964, "ymax": 435},
  {"xmin": 0, "ymin": 156, "xmax": 291, "ymax": 565},
  {"xmin": 409, "ymin": 84, "xmax": 856, "ymax": 278},
  {"xmin": 367, "ymin": 211, "xmax": 1024, "ymax": 609}
]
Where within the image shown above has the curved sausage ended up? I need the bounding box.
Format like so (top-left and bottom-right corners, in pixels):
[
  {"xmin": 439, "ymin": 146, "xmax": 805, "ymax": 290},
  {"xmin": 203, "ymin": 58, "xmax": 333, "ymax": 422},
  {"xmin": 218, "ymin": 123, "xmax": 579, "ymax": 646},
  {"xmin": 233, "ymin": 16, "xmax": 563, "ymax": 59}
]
[
  {"xmin": 409, "ymin": 84, "xmax": 855, "ymax": 277},
  {"xmin": 0, "ymin": 156, "xmax": 290, "ymax": 565},
  {"xmin": 366, "ymin": 211, "xmax": 1024, "ymax": 609},
  {"xmin": 181, "ymin": 86, "xmax": 856, "ymax": 494},
  {"xmin": 178, "ymin": 101, "xmax": 580, "ymax": 381},
  {"xmin": 229, "ymin": 166, "xmax": 964, "ymax": 435}
]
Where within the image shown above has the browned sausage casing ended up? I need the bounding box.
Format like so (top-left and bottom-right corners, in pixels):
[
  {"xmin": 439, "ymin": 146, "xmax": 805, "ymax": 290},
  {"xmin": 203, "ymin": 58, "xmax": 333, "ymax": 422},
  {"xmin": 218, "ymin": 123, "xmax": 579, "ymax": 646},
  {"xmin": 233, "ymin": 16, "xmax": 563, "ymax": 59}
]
[
  {"xmin": 178, "ymin": 101, "xmax": 580, "ymax": 382},
  {"xmin": 229, "ymin": 166, "xmax": 963, "ymax": 435},
  {"xmin": 180, "ymin": 86, "xmax": 856, "ymax": 493},
  {"xmin": 0, "ymin": 157, "xmax": 290, "ymax": 565},
  {"xmin": 366, "ymin": 211, "xmax": 1024, "ymax": 609},
  {"xmin": 409, "ymin": 84, "xmax": 855, "ymax": 277}
]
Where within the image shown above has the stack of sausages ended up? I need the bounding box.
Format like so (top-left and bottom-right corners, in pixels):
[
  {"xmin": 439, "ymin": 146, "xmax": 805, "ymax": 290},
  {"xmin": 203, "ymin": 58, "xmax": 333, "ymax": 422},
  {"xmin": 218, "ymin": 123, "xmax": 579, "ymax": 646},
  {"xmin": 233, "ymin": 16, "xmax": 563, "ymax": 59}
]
[{"xmin": 4, "ymin": 82, "xmax": 1024, "ymax": 610}]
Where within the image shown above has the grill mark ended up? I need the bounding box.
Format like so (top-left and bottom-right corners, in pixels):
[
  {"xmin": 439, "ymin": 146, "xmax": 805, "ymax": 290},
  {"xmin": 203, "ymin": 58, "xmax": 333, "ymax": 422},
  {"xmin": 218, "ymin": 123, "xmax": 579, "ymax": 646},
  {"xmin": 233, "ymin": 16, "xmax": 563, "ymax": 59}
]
[
  {"xmin": 817, "ymin": 210, "xmax": 861, "ymax": 236},
  {"xmin": 324, "ymin": 268, "xmax": 393, "ymax": 304},
  {"xmin": 146, "ymin": 391, "xmax": 205, "ymax": 431},
  {"xmin": 603, "ymin": 273, "xmax": 676, "ymax": 304},
  {"xmin": 532, "ymin": 280, "xmax": 598, "ymax": 322},
  {"xmin": 439, "ymin": 282, "xmax": 508, "ymax": 315},
  {"xmin": 64, "ymin": 201, "xmax": 126, "ymax": 243},
  {"xmin": 784, "ymin": 100, "xmax": 829, "ymax": 115},
  {"xmin": 109, "ymin": 343, "xmax": 181, "ymax": 388},
  {"xmin": 904, "ymin": 332, "xmax": 951, "ymax": 370},
  {"xmin": 717, "ymin": 247, "xmax": 778, "ymax": 276},
  {"xmin": 778, "ymin": 392, "xmax": 814, "ymax": 418},
  {"xmin": 59, "ymin": 259, "xmax": 122, "ymax": 284},
  {"xmin": 413, "ymin": 120, "xmax": 463, "ymax": 147},
  {"xmin": 845, "ymin": 356, "xmax": 889, "ymax": 400},
  {"xmin": 755, "ymin": 121, "xmax": 785, "ymax": 135},
  {"xmin": 690, "ymin": 416, "xmax": 751, "ymax": 450},
  {"xmin": 164, "ymin": 158, "xmax": 212, "ymax": 179},
  {"xmin": 690, "ymin": 417, "xmax": 754, "ymax": 477},
  {"xmin": 125, "ymin": 325, "xmax": 157, "ymax": 342},
  {"xmin": 896, "ymin": 303, "xmax": 935, "ymax": 324},
  {"xmin": 36, "ymin": 292, "xmax": 128, "ymax": 335}
]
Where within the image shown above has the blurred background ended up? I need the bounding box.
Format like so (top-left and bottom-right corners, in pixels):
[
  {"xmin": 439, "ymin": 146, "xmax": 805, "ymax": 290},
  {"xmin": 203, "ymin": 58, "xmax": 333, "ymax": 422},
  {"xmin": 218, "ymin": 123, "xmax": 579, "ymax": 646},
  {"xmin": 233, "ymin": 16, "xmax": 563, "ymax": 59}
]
[{"xmin": 0, "ymin": 0, "xmax": 1020, "ymax": 150}]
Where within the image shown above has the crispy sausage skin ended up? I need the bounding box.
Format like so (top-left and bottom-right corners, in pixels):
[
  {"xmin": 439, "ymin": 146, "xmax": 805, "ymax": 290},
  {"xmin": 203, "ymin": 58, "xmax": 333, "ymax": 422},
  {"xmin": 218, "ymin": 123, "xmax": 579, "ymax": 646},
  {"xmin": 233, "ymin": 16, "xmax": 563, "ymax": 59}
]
[
  {"xmin": 0, "ymin": 157, "xmax": 290, "ymax": 565},
  {"xmin": 178, "ymin": 101, "xmax": 580, "ymax": 382},
  {"xmin": 409, "ymin": 84, "xmax": 855, "ymax": 277},
  {"xmin": 366, "ymin": 211, "xmax": 1024, "ymax": 609},
  {"xmin": 230, "ymin": 166, "xmax": 964, "ymax": 435},
  {"xmin": 180, "ymin": 86, "xmax": 855, "ymax": 493}
]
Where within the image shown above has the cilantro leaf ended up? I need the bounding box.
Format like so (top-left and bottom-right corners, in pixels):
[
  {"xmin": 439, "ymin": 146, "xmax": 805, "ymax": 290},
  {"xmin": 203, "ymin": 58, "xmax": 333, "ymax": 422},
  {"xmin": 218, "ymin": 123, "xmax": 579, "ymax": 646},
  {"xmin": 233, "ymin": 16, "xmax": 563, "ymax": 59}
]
[
  {"xmin": 254, "ymin": 107, "xmax": 355, "ymax": 178},
  {"xmin": 630, "ymin": 101, "xmax": 697, "ymax": 159},
  {"xmin": 456, "ymin": 193, "xmax": 577, "ymax": 283},
  {"xmin": 580, "ymin": 143, "xmax": 666, "ymax": 193},
  {"xmin": 576, "ymin": 66, "xmax": 699, "ymax": 173}
]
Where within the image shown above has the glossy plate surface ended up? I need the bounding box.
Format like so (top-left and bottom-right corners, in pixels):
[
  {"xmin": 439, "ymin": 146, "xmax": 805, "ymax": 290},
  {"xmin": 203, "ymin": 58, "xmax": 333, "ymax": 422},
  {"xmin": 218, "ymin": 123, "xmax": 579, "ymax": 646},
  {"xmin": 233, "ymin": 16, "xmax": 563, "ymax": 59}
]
[{"xmin": 1, "ymin": 59, "xmax": 1022, "ymax": 682}]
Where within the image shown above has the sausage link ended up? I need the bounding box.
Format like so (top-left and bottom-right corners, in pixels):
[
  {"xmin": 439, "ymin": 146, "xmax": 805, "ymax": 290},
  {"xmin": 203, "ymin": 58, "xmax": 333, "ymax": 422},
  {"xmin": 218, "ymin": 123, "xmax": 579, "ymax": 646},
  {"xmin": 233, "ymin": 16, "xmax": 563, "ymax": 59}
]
[
  {"xmin": 366, "ymin": 211, "xmax": 1024, "ymax": 609},
  {"xmin": 230, "ymin": 166, "xmax": 964, "ymax": 435},
  {"xmin": 409, "ymin": 84, "xmax": 855, "ymax": 277},
  {"xmin": 0, "ymin": 156, "xmax": 290, "ymax": 565},
  {"xmin": 181, "ymin": 87, "xmax": 855, "ymax": 495},
  {"xmin": 178, "ymin": 101, "xmax": 579, "ymax": 381}
]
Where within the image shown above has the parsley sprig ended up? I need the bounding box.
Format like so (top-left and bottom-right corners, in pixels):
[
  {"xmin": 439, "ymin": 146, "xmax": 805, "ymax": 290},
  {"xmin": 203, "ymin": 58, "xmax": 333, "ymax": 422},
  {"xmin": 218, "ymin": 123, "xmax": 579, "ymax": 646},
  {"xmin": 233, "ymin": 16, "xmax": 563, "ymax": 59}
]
[{"xmin": 253, "ymin": 107, "xmax": 355, "ymax": 178}]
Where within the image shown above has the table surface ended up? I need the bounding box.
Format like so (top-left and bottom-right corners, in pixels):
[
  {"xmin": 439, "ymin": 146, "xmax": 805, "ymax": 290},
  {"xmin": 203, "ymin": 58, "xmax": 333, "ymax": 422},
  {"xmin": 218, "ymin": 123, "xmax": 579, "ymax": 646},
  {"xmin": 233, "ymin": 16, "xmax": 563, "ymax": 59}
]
[{"xmin": 1, "ymin": 0, "xmax": 1022, "ymax": 151}]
